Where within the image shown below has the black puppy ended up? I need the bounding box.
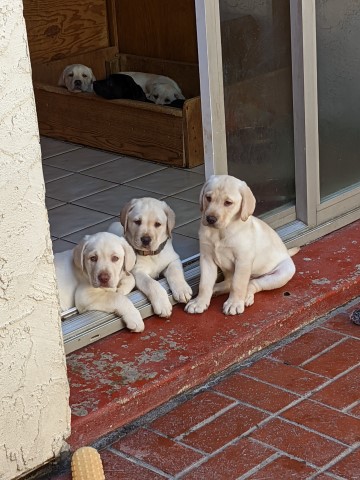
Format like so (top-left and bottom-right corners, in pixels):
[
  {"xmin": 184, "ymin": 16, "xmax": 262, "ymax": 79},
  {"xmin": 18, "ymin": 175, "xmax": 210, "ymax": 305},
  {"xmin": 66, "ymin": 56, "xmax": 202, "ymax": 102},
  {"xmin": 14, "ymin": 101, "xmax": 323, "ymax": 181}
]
[{"xmin": 93, "ymin": 74, "xmax": 149, "ymax": 101}]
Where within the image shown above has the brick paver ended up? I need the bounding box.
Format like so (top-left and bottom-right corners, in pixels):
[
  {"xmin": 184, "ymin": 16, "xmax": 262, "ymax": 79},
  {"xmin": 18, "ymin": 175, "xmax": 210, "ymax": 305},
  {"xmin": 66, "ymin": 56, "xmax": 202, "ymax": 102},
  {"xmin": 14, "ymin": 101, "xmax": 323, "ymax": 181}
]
[
  {"xmin": 46, "ymin": 299, "xmax": 360, "ymax": 480},
  {"xmin": 329, "ymin": 448, "xmax": 360, "ymax": 480},
  {"xmin": 246, "ymin": 456, "xmax": 317, "ymax": 479}
]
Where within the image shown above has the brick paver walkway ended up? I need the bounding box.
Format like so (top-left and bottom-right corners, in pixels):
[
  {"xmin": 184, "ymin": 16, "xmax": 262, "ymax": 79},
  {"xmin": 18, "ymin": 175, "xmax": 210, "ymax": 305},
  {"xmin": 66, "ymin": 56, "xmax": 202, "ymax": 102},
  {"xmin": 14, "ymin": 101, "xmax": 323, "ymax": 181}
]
[{"xmin": 47, "ymin": 298, "xmax": 360, "ymax": 480}]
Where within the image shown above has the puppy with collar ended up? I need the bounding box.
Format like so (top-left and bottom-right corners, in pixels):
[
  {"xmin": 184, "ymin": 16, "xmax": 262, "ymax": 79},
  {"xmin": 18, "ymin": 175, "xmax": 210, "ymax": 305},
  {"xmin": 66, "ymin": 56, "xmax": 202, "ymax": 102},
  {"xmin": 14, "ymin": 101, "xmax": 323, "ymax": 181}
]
[
  {"xmin": 108, "ymin": 197, "xmax": 192, "ymax": 318},
  {"xmin": 185, "ymin": 175, "xmax": 299, "ymax": 315},
  {"xmin": 58, "ymin": 64, "xmax": 96, "ymax": 93},
  {"xmin": 54, "ymin": 232, "xmax": 144, "ymax": 332}
]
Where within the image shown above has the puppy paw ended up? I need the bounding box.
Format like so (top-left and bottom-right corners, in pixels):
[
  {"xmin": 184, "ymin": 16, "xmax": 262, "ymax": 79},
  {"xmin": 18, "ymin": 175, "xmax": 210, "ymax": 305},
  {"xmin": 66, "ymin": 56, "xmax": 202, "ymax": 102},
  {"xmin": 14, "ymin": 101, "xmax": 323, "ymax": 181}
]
[
  {"xmin": 152, "ymin": 298, "xmax": 173, "ymax": 318},
  {"xmin": 172, "ymin": 282, "xmax": 193, "ymax": 303},
  {"xmin": 185, "ymin": 297, "xmax": 209, "ymax": 314},
  {"xmin": 245, "ymin": 293, "xmax": 255, "ymax": 307},
  {"xmin": 223, "ymin": 299, "xmax": 245, "ymax": 315},
  {"xmin": 122, "ymin": 309, "xmax": 145, "ymax": 332}
]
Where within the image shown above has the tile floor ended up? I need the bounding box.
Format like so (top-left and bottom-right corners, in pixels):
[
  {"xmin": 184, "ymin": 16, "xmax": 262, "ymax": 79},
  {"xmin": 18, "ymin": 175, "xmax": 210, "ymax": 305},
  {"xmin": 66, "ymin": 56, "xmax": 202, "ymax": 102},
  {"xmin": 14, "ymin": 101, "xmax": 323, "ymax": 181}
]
[
  {"xmin": 41, "ymin": 297, "xmax": 360, "ymax": 480},
  {"xmin": 42, "ymin": 136, "xmax": 204, "ymax": 260}
]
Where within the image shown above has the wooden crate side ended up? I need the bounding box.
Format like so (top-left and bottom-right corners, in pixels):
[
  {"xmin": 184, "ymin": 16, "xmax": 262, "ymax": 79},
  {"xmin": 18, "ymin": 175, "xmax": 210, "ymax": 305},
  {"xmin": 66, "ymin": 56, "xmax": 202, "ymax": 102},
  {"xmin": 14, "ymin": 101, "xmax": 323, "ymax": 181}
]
[
  {"xmin": 182, "ymin": 97, "xmax": 204, "ymax": 168},
  {"xmin": 34, "ymin": 86, "xmax": 185, "ymax": 166},
  {"xmin": 115, "ymin": 0, "xmax": 198, "ymax": 64},
  {"xmin": 115, "ymin": 54, "xmax": 200, "ymax": 99},
  {"xmin": 32, "ymin": 47, "xmax": 119, "ymax": 84},
  {"xmin": 23, "ymin": 0, "xmax": 111, "ymax": 64}
]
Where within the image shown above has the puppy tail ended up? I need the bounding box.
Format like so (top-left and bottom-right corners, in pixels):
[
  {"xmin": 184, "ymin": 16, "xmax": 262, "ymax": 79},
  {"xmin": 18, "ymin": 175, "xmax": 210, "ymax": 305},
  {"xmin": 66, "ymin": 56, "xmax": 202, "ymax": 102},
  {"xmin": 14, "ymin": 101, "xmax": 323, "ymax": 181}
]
[{"xmin": 288, "ymin": 247, "xmax": 300, "ymax": 257}]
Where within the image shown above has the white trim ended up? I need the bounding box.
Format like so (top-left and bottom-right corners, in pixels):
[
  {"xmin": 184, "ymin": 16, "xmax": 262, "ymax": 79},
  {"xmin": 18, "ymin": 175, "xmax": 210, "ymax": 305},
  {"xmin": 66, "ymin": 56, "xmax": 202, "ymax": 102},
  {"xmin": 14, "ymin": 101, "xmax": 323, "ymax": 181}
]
[
  {"xmin": 278, "ymin": 207, "xmax": 360, "ymax": 247},
  {"xmin": 260, "ymin": 205, "xmax": 297, "ymax": 230},
  {"xmin": 290, "ymin": 0, "xmax": 320, "ymax": 226},
  {"xmin": 195, "ymin": 0, "xmax": 228, "ymax": 178},
  {"xmin": 317, "ymin": 185, "xmax": 360, "ymax": 224}
]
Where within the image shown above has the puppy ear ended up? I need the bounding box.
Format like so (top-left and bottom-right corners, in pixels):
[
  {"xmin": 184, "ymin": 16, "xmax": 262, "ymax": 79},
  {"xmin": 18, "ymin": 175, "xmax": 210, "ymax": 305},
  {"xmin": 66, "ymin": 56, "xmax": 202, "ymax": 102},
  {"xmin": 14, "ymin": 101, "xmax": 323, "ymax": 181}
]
[
  {"xmin": 164, "ymin": 203, "xmax": 176, "ymax": 238},
  {"xmin": 118, "ymin": 237, "xmax": 136, "ymax": 273},
  {"xmin": 58, "ymin": 67, "xmax": 67, "ymax": 87},
  {"xmin": 238, "ymin": 181, "xmax": 256, "ymax": 221},
  {"xmin": 89, "ymin": 68, "xmax": 96, "ymax": 82},
  {"xmin": 73, "ymin": 236, "xmax": 89, "ymax": 271},
  {"xmin": 120, "ymin": 200, "xmax": 135, "ymax": 232},
  {"xmin": 199, "ymin": 176, "xmax": 213, "ymax": 212}
]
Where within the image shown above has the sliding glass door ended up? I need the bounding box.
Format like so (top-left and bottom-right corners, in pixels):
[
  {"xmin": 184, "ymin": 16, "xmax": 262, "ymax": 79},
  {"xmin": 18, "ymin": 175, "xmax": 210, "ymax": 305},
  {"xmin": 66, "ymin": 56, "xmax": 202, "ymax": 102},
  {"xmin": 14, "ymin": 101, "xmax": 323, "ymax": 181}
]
[
  {"xmin": 195, "ymin": 0, "xmax": 360, "ymax": 243},
  {"xmin": 220, "ymin": 0, "xmax": 295, "ymax": 216}
]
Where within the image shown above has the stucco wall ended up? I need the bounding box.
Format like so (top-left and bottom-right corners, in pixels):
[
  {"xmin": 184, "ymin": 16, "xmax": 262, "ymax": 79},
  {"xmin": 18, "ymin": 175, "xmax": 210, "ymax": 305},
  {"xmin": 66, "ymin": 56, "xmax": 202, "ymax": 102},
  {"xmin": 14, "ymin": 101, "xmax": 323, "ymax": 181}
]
[{"xmin": 0, "ymin": 1, "xmax": 70, "ymax": 479}]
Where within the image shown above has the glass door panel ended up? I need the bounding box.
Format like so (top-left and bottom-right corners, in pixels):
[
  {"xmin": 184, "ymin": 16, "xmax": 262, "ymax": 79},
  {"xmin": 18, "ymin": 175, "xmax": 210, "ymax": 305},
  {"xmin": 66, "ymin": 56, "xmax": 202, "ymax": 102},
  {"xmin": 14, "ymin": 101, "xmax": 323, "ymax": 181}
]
[
  {"xmin": 316, "ymin": 0, "xmax": 360, "ymax": 199},
  {"xmin": 219, "ymin": 0, "xmax": 295, "ymax": 215}
]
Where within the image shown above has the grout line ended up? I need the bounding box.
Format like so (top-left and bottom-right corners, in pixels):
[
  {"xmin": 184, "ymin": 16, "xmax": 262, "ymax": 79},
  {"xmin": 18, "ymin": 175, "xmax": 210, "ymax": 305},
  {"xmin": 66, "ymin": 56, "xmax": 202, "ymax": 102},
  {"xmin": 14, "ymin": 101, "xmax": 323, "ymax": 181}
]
[
  {"xmin": 306, "ymin": 384, "xmax": 360, "ymax": 415},
  {"xmin": 299, "ymin": 336, "xmax": 347, "ymax": 367},
  {"xmin": 321, "ymin": 324, "xmax": 360, "ymax": 341},
  {"xmin": 173, "ymin": 452, "xmax": 213, "ymax": 479},
  {"xmin": 41, "ymin": 145, "xmax": 83, "ymax": 160},
  {"xmin": 107, "ymin": 446, "xmax": 171, "ymax": 479},
  {"xmin": 273, "ymin": 416, "xmax": 351, "ymax": 447},
  {"xmin": 212, "ymin": 389, "xmax": 303, "ymax": 415},
  {"xmin": 343, "ymin": 398, "xmax": 360, "ymax": 414},
  {"xmin": 174, "ymin": 401, "xmax": 239, "ymax": 442},
  {"xmin": 248, "ymin": 438, "xmax": 340, "ymax": 476},
  {"xmin": 79, "ymin": 165, "xmax": 168, "ymax": 182},
  {"xmin": 235, "ymin": 452, "xmax": 281, "ymax": 480},
  {"xmin": 146, "ymin": 400, "xmax": 238, "ymax": 442},
  {"xmin": 46, "ymin": 184, "xmax": 119, "ymax": 204},
  {"xmin": 307, "ymin": 441, "xmax": 360, "ymax": 479},
  {"xmin": 144, "ymin": 427, "xmax": 210, "ymax": 458},
  {"xmin": 53, "ymin": 216, "xmax": 117, "ymax": 240},
  {"xmin": 238, "ymin": 370, "xmax": 328, "ymax": 394}
]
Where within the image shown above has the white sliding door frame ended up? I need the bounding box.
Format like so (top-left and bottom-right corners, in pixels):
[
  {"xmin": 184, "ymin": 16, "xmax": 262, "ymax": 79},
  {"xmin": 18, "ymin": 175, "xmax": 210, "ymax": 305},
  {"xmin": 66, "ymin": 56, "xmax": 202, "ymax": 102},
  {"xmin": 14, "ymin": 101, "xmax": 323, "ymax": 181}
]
[{"xmin": 195, "ymin": 0, "xmax": 228, "ymax": 177}]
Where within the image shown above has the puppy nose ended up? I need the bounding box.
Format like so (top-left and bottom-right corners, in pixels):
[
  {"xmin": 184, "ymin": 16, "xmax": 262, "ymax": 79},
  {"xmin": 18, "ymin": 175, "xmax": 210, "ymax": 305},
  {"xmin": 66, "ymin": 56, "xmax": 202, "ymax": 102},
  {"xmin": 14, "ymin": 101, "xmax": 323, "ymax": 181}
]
[
  {"xmin": 206, "ymin": 215, "xmax": 217, "ymax": 225},
  {"xmin": 141, "ymin": 235, "xmax": 152, "ymax": 246},
  {"xmin": 74, "ymin": 79, "xmax": 82, "ymax": 87},
  {"xmin": 98, "ymin": 272, "xmax": 110, "ymax": 285}
]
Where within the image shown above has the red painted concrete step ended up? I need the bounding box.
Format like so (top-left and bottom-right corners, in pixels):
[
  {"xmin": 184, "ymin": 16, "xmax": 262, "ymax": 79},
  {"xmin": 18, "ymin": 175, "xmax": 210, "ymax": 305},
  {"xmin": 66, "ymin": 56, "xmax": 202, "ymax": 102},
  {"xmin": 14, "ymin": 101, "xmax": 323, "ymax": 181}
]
[{"xmin": 66, "ymin": 220, "xmax": 360, "ymax": 449}]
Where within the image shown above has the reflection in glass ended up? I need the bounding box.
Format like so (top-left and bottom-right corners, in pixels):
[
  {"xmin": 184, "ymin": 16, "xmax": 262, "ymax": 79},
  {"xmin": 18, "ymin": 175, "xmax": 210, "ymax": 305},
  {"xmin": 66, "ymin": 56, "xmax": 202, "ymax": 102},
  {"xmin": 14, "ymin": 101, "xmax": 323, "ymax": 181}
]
[
  {"xmin": 316, "ymin": 0, "xmax": 360, "ymax": 199},
  {"xmin": 219, "ymin": 0, "xmax": 295, "ymax": 215}
]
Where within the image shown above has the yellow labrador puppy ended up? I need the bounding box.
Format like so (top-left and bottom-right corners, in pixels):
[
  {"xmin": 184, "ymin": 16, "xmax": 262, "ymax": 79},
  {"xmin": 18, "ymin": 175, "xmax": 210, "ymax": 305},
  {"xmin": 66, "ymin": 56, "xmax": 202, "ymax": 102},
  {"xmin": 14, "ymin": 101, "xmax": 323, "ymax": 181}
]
[
  {"xmin": 185, "ymin": 175, "xmax": 299, "ymax": 315},
  {"xmin": 108, "ymin": 197, "xmax": 192, "ymax": 318},
  {"xmin": 54, "ymin": 232, "xmax": 144, "ymax": 332},
  {"xmin": 58, "ymin": 64, "xmax": 96, "ymax": 93},
  {"xmin": 120, "ymin": 72, "xmax": 185, "ymax": 105}
]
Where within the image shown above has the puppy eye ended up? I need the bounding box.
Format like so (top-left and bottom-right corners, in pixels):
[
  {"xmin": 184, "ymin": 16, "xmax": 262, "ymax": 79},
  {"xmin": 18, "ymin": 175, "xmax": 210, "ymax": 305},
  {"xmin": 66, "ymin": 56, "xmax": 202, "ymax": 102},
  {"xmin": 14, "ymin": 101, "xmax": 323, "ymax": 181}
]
[
  {"xmin": 206, "ymin": 195, "xmax": 212, "ymax": 202},
  {"xmin": 134, "ymin": 219, "xmax": 141, "ymax": 226},
  {"xmin": 154, "ymin": 222, "xmax": 161, "ymax": 228},
  {"xmin": 82, "ymin": 74, "xmax": 88, "ymax": 78},
  {"xmin": 224, "ymin": 200, "xmax": 233, "ymax": 206},
  {"xmin": 112, "ymin": 255, "xmax": 119, "ymax": 262},
  {"xmin": 68, "ymin": 73, "xmax": 74, "ymax": 77},
  {"xmin": 154, "ymin": 94, "xmax": 159, "ymax": 99},
  {"xmin": 90, "ymin": 255, "xmax": 97, "ymax": 262}
]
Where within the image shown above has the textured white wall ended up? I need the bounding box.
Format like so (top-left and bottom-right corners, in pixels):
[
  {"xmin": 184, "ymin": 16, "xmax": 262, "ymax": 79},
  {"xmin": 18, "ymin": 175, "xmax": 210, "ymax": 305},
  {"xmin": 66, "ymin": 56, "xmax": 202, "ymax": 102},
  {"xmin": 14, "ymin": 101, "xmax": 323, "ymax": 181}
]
[{"xmin": 0, "ymin": 1, "xmax": 70, "ymax": 479}]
